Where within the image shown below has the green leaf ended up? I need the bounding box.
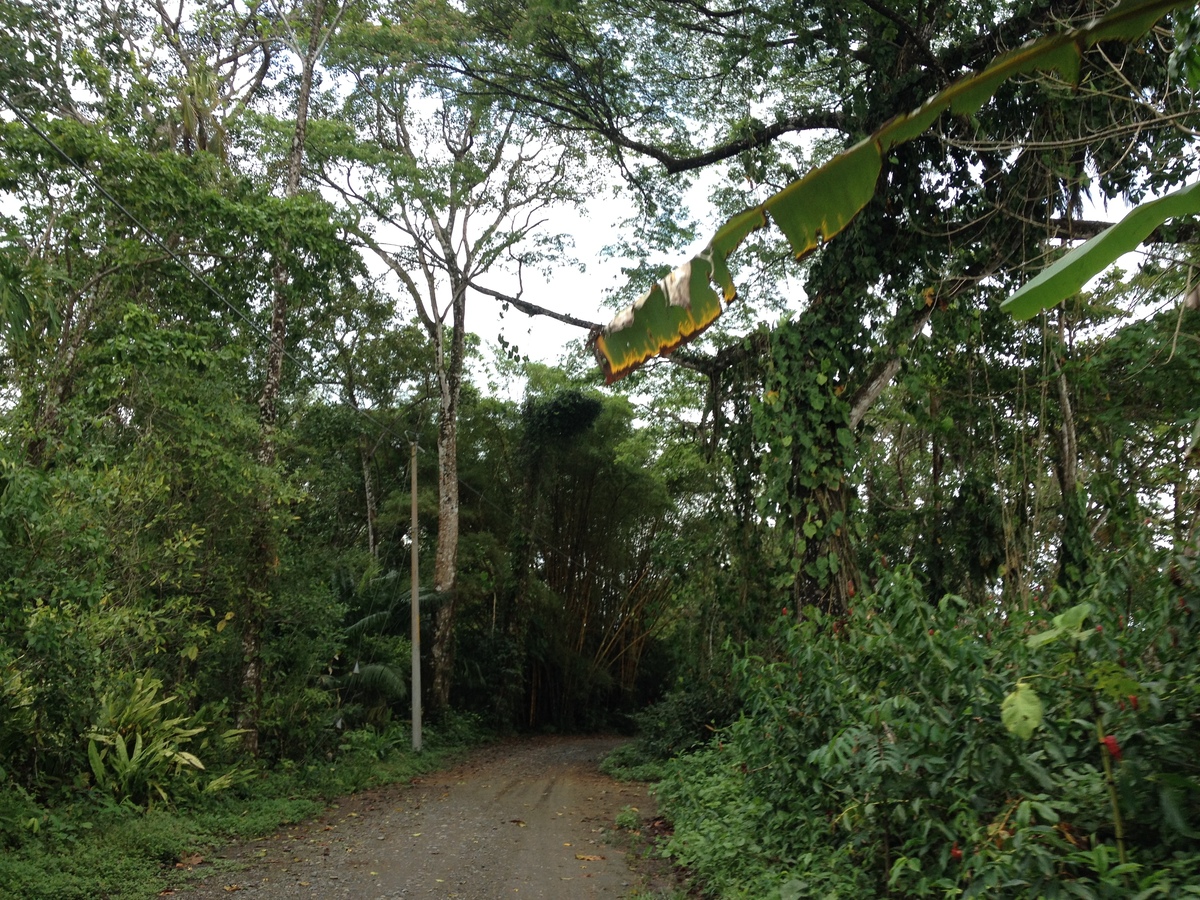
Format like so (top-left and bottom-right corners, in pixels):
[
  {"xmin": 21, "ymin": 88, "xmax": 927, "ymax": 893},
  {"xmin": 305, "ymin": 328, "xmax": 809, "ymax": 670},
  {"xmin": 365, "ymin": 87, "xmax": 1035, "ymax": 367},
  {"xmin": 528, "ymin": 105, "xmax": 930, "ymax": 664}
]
[
  {"xmin": 1159, "ymin": 782, "xmax": 1200, "ymax": 838},
  {"xmin": 172, "ymin": 750, "xmax": 206, "ymax": 771},
  {"xmin": 593, "ymin": 255, "xmax": 725, "ymax": 383},
  {"xmin": 114, "ymin": 732, "xmax": 130, "ymax": 769},
  {"xmin": 1031, "ymin": 801, "xmax": 1060, "ymax": 824},
  {"xmin": 1001, "ymin": 683, "xmax": 1044, "ymax": 740},
  {"xmin": 1027, "ymin": 627, "xmax": 1064, "ymax": 649},
  {"xmin": 87, "ymin": 739, "xmax": 106, "ymax": 786},
  {"xmin": 591, "ymin": 0, "xmax": 1189, "ymax": 382},
  {"xmin": 1088, "ymin": 661, "xmax": 1143, "ymax": 701},
  {"xmin": 1002, "ymin": 181, "xmax": 1200, "ymax": 319},
  {"xmin": 1051, "ymin": 602, "xmax": 1092, "ymax": 633},
  {"xmin": 764, "ymin": 140, "xmax": 881, "ymax": 258},
  {"xmin": 1027, "ymin": 602, "xmax": 1093, "ymax": 647}
]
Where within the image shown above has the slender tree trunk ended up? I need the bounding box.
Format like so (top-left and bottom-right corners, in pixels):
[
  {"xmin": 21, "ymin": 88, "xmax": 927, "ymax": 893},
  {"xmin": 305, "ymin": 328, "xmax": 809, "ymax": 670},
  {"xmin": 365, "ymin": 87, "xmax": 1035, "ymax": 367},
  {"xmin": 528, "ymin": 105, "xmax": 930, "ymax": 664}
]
[
  {"xmin": 429, "ymin": 394, "xmax": 460, "ymax": 711},
  {"xmin": 345, "ymin": 380, "xmax": 379, "ymax": 560},
  {"xmin": 1055, "ymin": 348, "xmax": 1089, "ymax": 592},
  {"xmin": 239, "ymin": 0, "xmax": 328, "ymax": 754},
  {"xmin": 360, "ymin": 436, "xmax": 379, "ymax": 559}
]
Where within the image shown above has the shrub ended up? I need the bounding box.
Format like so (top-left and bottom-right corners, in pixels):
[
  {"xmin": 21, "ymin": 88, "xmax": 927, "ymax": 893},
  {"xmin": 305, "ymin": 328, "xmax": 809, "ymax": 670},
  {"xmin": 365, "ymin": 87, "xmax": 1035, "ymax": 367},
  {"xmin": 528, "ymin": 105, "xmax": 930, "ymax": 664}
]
[
  {"xmin": 656, "ymin": 559, "xmax": 1200, "ymax": 898},
  {"xmin": 86, "ymin": 676, "xmax": 208, "ymax": 807}
]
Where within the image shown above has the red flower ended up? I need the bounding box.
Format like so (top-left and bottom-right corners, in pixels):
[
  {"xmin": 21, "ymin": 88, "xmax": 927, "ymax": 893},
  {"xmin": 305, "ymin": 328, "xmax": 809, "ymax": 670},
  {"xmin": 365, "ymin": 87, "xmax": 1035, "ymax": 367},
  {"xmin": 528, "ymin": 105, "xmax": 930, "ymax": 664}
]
[
  {"xmin": 1128, "ymin": 694, "xmax": 1139, "ymax": 711},
  {"xmin": 781, "ymin": 607, "xmax": 789, "ymax": 616},
  {"xmin": 1101, "ymin": 735, "xmax": 1122, "ymax": 762},
  {"xmin": 950, "ymin": 841, "xmax": 963, "ymax": 861}
]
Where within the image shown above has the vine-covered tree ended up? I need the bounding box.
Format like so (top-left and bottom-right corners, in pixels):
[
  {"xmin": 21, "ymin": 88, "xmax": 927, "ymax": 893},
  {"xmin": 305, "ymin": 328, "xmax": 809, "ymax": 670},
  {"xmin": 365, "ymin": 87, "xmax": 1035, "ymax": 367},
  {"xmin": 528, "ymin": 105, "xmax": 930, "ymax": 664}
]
[{"xmin": 445, "ymin": 0, "xmax": 1198, "ymax": 612}]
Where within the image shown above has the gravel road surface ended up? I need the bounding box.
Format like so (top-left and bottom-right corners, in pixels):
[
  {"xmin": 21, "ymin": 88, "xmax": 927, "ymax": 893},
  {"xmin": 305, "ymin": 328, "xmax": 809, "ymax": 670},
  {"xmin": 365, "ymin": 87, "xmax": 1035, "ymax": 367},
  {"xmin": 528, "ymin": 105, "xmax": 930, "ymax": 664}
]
[{"xmin": 176, "ymin": 736, "xmax": 656, "ymax": 900}]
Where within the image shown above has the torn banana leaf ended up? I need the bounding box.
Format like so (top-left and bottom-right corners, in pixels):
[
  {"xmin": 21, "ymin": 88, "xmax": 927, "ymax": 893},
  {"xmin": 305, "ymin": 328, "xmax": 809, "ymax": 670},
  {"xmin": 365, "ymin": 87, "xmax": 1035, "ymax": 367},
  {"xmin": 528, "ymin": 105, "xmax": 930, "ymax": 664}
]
[{"xmin": 591, "ymin": 0, "xmax": 1188, "ymax": 383}]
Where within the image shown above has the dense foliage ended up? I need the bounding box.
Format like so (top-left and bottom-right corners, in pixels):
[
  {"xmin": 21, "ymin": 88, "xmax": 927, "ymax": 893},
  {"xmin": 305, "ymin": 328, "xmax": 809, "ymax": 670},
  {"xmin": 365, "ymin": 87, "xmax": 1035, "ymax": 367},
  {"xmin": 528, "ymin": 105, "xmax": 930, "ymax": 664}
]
[
  {"xmin": 654, "ymin": 554, "xmax": 1200, "ymax": 898},
  {"xmin": 0, "ymin": 10, "xmax": 683, "ymax": 884},
  {"xmin": 3, "ymin": 0, "xmax": 1200, "ymax": 897}
]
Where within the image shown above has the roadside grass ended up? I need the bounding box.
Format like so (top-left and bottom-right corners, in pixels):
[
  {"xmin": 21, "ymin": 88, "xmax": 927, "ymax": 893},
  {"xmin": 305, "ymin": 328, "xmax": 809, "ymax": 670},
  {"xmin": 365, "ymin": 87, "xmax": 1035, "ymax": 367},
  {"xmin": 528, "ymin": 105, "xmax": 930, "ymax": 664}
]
[
  {"xmin": 606, "ymin": 805, "xmax": 697, "ymax": 900},
  {"xmin": 602, "ymin": 747, "xmax": 699, "ymax": 900},
  {"xmin": 599, "ymin": 741, "xmax": 672, "ymax": 784},
  {"xmin": 0, "ymin": 718, "xmax": 488, "ymax": 900}
]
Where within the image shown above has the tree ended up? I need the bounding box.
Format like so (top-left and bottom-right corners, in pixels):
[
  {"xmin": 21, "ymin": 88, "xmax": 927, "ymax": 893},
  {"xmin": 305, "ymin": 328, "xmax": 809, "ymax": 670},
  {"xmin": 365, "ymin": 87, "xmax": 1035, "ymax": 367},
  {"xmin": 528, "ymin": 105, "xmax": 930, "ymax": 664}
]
[
  {"xmin": 316, "ymin": 14, "xmax": 592, "ymax": 711},
  {"xmin": 0, "ymin": 110, "xmax": 322, "ymax": 783},
  {"xmin": 235, "ymin": 0, "xmax": 356, "ymax": 753},
  {"xmin": 450, "ymin": 0, "xmax": 1197, "ymax": 612}
]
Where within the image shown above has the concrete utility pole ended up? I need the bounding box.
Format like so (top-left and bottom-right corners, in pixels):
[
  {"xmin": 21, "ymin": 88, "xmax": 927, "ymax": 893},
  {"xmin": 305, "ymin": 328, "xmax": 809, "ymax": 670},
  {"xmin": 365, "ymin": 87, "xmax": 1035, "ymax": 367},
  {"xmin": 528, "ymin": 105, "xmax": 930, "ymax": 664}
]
[{"xmin": 411, "ymin": 441, "xmax": 422, "ymax": 752}]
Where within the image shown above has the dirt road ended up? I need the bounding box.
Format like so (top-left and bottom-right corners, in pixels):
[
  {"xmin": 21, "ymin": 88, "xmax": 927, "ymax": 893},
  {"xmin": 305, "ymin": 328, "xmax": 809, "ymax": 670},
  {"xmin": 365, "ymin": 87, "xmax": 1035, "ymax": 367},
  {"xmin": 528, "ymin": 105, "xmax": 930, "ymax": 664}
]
[{"xmin": 178, "ymin": 736, "xmax": 656, "ymax": 899}]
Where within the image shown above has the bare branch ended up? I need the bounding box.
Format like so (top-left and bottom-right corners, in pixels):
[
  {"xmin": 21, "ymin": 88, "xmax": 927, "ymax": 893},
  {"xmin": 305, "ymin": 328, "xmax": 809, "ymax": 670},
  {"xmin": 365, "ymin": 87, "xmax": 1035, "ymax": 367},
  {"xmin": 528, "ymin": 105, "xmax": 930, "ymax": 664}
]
[{"xmin": 470, "ymin": 283, "xmax": 602, "ymax": 332}]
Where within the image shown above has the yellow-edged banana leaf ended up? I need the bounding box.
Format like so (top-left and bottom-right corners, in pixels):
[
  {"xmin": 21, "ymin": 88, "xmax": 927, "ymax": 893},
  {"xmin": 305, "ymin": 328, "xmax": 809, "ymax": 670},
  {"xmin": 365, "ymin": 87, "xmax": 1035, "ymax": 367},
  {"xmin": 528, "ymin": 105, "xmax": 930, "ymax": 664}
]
[
  {"xmin": 591, "ymin": 0, "xmax": 1188, "ymax": 383},
  {"xmin": 1001, "ymin": 180, "xmax": 1200, "ymax": 320}
]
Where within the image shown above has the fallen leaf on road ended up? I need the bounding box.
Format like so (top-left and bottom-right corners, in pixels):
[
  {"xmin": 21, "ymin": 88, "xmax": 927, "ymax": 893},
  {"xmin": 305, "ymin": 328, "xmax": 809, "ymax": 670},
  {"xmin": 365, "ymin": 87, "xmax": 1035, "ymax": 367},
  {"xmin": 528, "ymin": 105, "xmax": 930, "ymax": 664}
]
[
  {"xmin": 510, "ymin": 819, "xmax": 526, "ymax": 827},
  {"xmin": 575, "ymin": 854, "xmax": 604, "ymax": 861}
]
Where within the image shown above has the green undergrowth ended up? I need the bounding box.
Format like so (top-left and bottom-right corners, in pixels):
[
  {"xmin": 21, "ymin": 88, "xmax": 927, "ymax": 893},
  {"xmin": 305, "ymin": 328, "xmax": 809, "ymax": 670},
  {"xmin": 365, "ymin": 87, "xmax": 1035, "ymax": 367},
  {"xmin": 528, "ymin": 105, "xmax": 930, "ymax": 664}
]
[
  {"xmin": 0, "ymin": 716, "xmax": 487, "ymax": 900},
  {"xmin": 602, "ymin": 671, "xmax": 740, "ymax": 785},
  {"xmin": 623, "ymin": 555, "xmax": 1200, "ymax": 899},
  {"xmin": 601, "ymin": 749, "xmax": 673, "ymax": 784}
]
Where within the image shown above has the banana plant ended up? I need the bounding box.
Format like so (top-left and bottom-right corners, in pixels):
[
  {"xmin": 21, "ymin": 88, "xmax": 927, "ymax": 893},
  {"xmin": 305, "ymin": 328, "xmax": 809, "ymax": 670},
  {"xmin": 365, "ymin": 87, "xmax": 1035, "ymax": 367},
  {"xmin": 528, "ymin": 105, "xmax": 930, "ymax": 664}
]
[
  {"xmin": 590, "ymin": 0, "xmax": 1191, "ymax": 383},
  {"xmin": 1001, "ymin": 179, "xmax": 1200, "ymax": 319}
]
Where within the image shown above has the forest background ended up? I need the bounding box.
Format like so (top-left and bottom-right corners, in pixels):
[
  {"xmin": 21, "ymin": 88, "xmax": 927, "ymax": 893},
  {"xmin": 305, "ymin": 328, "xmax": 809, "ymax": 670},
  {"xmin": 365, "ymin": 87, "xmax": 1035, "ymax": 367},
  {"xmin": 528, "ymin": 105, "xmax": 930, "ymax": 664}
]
[{"xmin": 2, "ymin": 0, "xmax": 1200, "ymax": 897}]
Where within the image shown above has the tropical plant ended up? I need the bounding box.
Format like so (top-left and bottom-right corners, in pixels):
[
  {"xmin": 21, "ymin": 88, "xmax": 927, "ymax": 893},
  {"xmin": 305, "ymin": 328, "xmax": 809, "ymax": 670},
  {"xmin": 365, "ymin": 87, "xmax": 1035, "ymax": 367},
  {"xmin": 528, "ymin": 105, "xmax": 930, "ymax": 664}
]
[
  {"xmin": 324, "ymin": 569, "xmax": 415, "ymax": 730},
  {"xmin": 86, "ymin": 677, "xmax": 207, "ymax": 807},
  {"xmin": 587, "ymin": 0, "xmax": 1194, "ymax": 382},
  {"xmin": 655, "ymin": 552, "xmax": 1200, "ymax": 898}
]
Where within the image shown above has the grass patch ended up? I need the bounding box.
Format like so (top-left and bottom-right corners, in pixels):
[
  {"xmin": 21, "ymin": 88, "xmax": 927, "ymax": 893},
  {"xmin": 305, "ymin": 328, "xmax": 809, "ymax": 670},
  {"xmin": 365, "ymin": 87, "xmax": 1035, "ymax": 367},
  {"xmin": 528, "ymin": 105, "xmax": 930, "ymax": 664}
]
[
  {"xmin": 604, "ymin": 801, "xmax": 696, "ymax": 900},
  {"xmin": 600, "ymin": 740, "xmax": 672, "ymax": 783}
]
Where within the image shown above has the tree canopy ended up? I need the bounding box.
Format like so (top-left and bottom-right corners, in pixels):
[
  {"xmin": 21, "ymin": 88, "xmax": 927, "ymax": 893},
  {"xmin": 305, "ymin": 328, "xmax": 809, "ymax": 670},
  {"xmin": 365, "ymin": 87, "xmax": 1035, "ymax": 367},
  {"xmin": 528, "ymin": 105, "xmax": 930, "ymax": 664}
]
[{"xmin": 2, "ymin": 1, "xmax": 1200, "ymax": 896}]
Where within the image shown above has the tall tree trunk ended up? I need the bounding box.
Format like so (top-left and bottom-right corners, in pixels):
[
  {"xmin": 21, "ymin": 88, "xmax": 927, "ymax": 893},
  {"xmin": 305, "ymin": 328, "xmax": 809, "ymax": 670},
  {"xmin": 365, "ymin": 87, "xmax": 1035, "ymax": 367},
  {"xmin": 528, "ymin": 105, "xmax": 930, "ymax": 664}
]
[
  {"xmin": 239, "ymin": 0, "xmax": 328, "ymax": 754},
  {"xmin": 345, "ymin": 379, "xmax": 379, "ymax": 560},
  {"xmin": 1054, "ymin": 338, "xmax": 1089, "ymax": 593},
  {"xmin": 360, "ymin": 436, "xmax": 379, "ymax": 560},
  {"xmin": 429, "ymin": 283, "xmax": 467, "ymax": 714}
]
